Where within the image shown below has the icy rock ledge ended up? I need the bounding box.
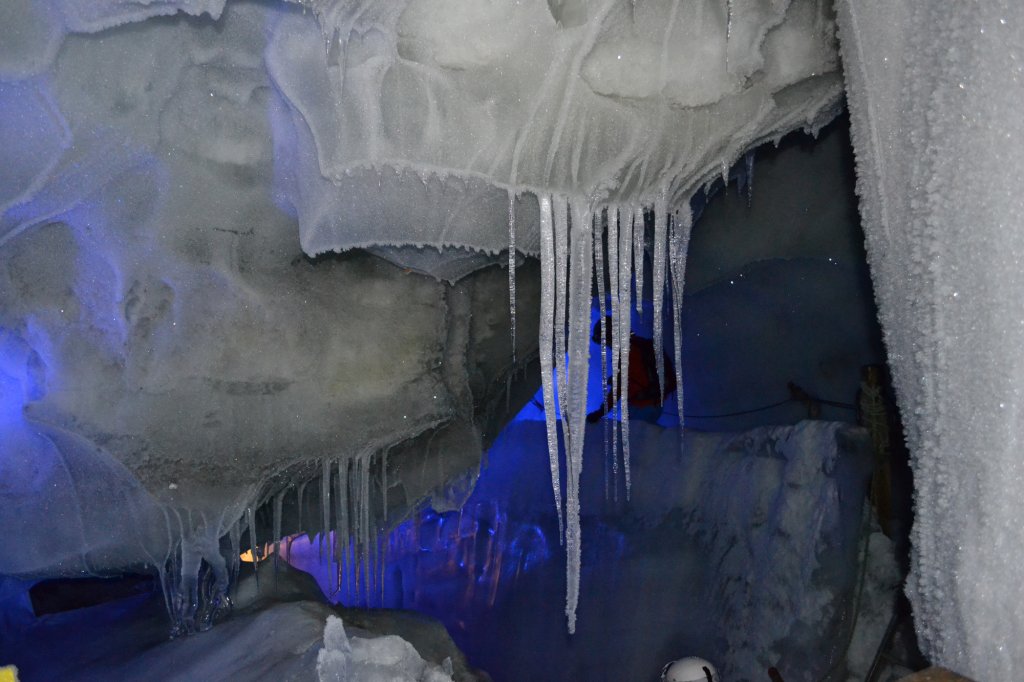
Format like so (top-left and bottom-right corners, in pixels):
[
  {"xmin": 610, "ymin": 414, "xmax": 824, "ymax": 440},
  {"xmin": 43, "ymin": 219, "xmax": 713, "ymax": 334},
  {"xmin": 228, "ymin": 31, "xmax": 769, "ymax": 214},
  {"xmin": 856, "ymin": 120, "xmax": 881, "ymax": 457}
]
[{"xmin": 317, "ymin": 615, "xmax": 455, "ymax": 682}]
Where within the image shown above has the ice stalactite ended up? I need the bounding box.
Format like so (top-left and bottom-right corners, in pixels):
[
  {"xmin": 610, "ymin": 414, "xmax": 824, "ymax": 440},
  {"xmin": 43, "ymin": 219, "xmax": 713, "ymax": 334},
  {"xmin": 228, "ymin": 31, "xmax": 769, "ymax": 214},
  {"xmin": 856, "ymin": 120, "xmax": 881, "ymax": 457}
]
[
  {"xmin": 538, "ymin": 195, "xmax": 564, "ymax": 540},
  {"xmin": 669, "ymin": 207, "xmax": 693, "ymax": 452},
  {"xmin": 229, "ymin": 517, "xmax": 241, "ymax": 588},
  {"xmin": 564, "ymin": 201, "xmax": 593, "ymax": 634},
  {"xmin": 607, "ymin": 206, "xmax": 621, "ymax": 503},
  {"xmin": 273, "ymin": 490, "xmax": 284, "ymax": 572},
  {"xmin": 162, "ymin": 514, "xmax": 233, "ymax": 637},
  {"xmin": 296, "ymin": 480, "xmax": 307, "ymax": 542},
  {"xmin": 247, "ymin": 505, "xmax": 259, "ymax": 582},
  {"xmin": 537, "ymin": 193, "xmax": 598, "ymax": 632},
  {"xmin": 744, "ymin": 150, "xmax": 755, "ymax": 206},
  {"xmin": 340, "ymin": 459, "xmax": 354, "ymax": 600},
  {"xmin": 508, "ymin": 191, "xmax": 517, "ymax": 365},
  {"xmin": 320, "ymin": 458, "xmax": 331, "ymax": 568},
  {"xmin": 554, "ymin": 195, "xmax": 570, "ymax": 424},
  {"xmin": 593, "ymin": 210, "xmax": 610, "ymax": 495},
  {"xmin": 652, "ymin": 195, "xmax": 668, "ymax": 405},
  {"xmin": 619, "ymin": 205, "xmax": 635, "ymax": 500},
  {"xmin": 534, "ymin": 187, "xmax": 702, "ymax": 632},
  {"xmin": 633, "ymin": 205, "xmax": 645, "ymax": 316}
]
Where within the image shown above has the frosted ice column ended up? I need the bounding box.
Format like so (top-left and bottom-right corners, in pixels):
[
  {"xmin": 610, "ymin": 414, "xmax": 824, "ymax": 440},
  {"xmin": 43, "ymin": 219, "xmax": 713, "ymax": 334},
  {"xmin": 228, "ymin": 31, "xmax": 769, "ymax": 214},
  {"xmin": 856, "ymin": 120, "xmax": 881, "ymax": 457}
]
[
  {"xmin": 538, "ymin": 195, "xmax": 564, "ymax": 539},
  {"xmin": 837, "ymin": 1, "xmax": 1024, "ymax": 677}
]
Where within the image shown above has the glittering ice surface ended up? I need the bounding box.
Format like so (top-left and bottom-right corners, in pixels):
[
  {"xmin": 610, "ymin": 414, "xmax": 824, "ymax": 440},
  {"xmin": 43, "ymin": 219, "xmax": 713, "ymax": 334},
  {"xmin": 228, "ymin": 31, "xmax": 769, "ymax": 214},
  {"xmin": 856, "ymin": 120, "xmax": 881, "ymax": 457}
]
[{"xmin": 837, "ymin": 2, "xmax": 1024, "ymax": 677}]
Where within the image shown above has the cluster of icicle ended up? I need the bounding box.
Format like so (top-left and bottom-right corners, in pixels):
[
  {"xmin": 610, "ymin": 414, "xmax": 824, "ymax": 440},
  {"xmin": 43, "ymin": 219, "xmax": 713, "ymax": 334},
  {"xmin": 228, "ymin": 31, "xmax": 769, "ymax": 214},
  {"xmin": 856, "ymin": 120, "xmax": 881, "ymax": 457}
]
[
  {"xmin": 278, "ymin": 451, "xmax": 391, "ymax": 607},
  {"xmin": 160, "ymin": 450, "xmax": 391, "ymax": 636},
  {"xmin": 532, "ymin": 194, "xmax": 693, "ymax": 634}
]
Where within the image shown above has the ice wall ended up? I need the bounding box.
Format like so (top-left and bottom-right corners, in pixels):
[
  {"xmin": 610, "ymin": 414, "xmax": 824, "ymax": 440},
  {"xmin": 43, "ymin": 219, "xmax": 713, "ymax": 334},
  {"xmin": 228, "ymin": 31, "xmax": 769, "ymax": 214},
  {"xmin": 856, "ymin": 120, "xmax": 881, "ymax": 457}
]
[
  {"xmin": 836, "ymin": 2, "xmax": 1024, "ymax": 677},
  {"xmin": 0, "ymin": 1, "xmax": 544, "ymax": 638},
  {"xmin": 1, "ymin": 0, "xmax": 850, "ymax": 637}
]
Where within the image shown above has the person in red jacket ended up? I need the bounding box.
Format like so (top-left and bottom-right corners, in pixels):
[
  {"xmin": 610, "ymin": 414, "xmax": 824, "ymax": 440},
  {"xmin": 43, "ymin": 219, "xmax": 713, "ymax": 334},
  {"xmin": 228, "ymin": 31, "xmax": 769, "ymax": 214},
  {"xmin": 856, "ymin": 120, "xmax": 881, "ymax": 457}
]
[{"xmin": 586, "ymin": 317, "xmax": 676, "ymax": 424}]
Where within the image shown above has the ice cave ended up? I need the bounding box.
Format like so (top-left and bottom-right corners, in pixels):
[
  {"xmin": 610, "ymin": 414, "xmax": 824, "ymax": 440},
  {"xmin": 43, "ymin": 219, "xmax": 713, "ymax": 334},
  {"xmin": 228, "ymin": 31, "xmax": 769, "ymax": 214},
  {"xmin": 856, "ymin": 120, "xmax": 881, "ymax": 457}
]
[{"xmin": 1, "ymin": 1, "xmax": 1022, "ymax": 680}]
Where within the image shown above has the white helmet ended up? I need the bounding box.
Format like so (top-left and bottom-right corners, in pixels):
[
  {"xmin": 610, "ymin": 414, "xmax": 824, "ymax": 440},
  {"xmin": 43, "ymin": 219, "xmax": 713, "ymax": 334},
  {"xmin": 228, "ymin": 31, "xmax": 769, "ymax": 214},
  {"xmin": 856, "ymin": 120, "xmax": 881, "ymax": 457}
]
[{"xmin": 660, "ymin": 657, "xmax": 719, "ymax": 682}]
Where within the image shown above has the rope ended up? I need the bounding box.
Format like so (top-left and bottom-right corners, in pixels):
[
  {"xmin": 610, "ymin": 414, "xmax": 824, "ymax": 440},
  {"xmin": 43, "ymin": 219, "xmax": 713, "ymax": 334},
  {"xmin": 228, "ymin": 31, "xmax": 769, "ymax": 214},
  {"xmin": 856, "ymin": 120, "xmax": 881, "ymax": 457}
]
[
  {"xmin": 533, "ymin": 395, "xmax": 857, "ymax": 419},
  {"xmin": 682, "ymin": 398, "xmax": 795, "ymax": 419}
]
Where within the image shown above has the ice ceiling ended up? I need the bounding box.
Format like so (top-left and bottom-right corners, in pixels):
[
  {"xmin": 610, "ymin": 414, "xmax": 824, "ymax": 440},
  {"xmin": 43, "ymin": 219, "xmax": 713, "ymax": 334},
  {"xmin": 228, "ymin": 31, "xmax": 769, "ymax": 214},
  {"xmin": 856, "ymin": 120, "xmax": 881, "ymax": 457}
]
[{"xmin": 0, "ymin": 0, "xmax": 1022, "ymax": 678}]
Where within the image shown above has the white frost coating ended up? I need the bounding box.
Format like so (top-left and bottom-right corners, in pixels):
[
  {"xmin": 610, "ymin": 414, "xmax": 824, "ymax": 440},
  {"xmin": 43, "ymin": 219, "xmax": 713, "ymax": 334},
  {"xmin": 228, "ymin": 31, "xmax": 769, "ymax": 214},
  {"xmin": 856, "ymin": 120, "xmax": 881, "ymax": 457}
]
[
  {"xmin": 651, "ymin": 196, "xmax": 668, "ymax": 404},
  {"xmin": 538, "ymin": 196, "xmax": 564, "ymax": 539},
  {"xmin": 57, "ymin": 0, "xmax": 228, "ymax": 33},
  {"xmin": 836, "ymin": 1, "xmax": 1024, "ymax": 677},
  {"xmin": 268, "ymin": 0, "xmax": 842, "ymax": 259}
]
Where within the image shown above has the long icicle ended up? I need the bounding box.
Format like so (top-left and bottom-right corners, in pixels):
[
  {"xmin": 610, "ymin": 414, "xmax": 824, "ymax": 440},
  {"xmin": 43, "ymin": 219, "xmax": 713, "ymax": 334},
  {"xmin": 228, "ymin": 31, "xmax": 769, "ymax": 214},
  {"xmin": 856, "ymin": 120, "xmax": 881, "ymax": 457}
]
[
  {"xmin": 538, "ymin": 195, "xmax": 565, "ymax": 540},
  {"xmin": 652, "ymin": 194, "xmax": 668, "ymax": 405},
  {"xmin": 508, "ymin": 191, "xmax": 517, "ymax": 366},
  {"xmin": 620, "ymin": 205, "xmax": 634, "ymax": 500},
  {"xmin": 346, "ymin": 458, "xmax": 356, "ymax": 600},
  {"xmin": 335, "ymin": 458, "xmax": 347, "ymax": 596},
  {"xmin": 273, "ymin": 490, "xmax": 284, "ymax": 577},
  {"xmin": 362, "ymin": 451, "xmax": 371, "ymax": 606},
  {"xmin": 670, "ymin": 207, "xmax": 693, "ymax": 457},
  {"xmin": 380, "ymin": 447, "xmax": 388, "ymax": 606},
  {"xmin": 564, "ymin": 200, "xmax": 593, "ymax": 635},
  {"xmin": 633, "ymin": 205, "xmax": 645, "ymax": 316},
  {"xmin": 320, "ymin": 458, "xmax": 331, "ymax": 577},
  {"xmin": 607, "ymin": 205, "xmax": 621, "ymax": 503},
  {"xmin": 553, "ymin": 195, "xmax": 570, "ymax": 424},
  {"xmin": 247, "ymin": 505, "xmax": 259, "ymax": 587},
  {"xmin": 593, "ymin": 209, "xmax": 610, "ymax": 498}
]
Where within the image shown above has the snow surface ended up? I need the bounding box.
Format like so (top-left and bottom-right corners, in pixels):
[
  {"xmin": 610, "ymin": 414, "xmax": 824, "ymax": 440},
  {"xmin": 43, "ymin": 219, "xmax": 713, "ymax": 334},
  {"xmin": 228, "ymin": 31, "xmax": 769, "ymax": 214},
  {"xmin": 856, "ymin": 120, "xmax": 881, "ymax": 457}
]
[{"xmin": 837, "ymin": 2, "xmax": 1024, "ymax": 677}]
